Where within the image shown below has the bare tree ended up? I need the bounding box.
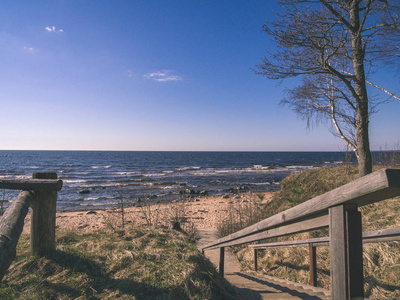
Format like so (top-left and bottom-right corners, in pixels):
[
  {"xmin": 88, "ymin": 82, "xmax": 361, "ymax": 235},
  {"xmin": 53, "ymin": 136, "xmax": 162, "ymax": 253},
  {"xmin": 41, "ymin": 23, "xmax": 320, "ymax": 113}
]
[{"xmin": 257, "ymin": 0, "xmax": 400, "ymax": 177}]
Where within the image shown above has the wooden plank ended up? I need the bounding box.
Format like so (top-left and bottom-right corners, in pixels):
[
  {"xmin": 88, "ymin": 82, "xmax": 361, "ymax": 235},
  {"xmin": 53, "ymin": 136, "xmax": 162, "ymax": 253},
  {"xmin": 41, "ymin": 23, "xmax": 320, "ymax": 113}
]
[
  {"xmin": 219, "ymin": 247, "xmax": 225, "ymax": 277},
  {"xmin": 363, "ymin": 227, "xmax": 400, "ymax": 243},
  {"xmin": 30, "ymin": 173, "xmax": 58, "ymax": 255},
  {"xmin": 0, "ymin": 191, "xmax": 33, "ymax": 282},
  {"xmin": 202, "ymin": 169, "xmax": 400, "ymax": 250},
  {"xmin": 250, "ymin": 236, "xmax": 329, "ymax": 249},
  {"xmin": 346, "ymin": 209, "xmax": 364, "ymax": 299},
  {"xmin": 250, "ymin": 226, "xmax": 400, "ymax": 249},
  {"xmin": 204, "ymin": 214, "xmax": 329, "ymax": 250},
  {"xmin": 329, "ymin": 205, "xmax": 349, "ymax": 300},
  {"xmin": 0, "ymin": 179, "xmax": 63, "ymax": 191},
  {"xmin": 330, "ymin": 204, "xmax": 364, "ymax": 300},
  {"xmin": 309, "ymin": 244, "xmax": 317, "ymax": 287}
]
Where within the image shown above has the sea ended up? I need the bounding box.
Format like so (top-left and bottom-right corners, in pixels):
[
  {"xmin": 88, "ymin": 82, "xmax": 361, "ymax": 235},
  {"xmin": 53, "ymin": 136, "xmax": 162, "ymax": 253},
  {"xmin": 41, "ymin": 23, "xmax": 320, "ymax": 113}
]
[{"xmin": 0, "ymin": 150, "xmax": 355, "ymax": 211}]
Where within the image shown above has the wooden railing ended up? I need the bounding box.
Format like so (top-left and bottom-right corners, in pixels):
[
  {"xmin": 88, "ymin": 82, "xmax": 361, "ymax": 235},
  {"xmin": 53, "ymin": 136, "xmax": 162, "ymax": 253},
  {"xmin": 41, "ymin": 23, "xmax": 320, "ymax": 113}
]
[
  {"xmin": 250, "ymin": 226, "xmax": 400, "ymax": 287},
  {"xmin": 201, "ymin": 168, "xmax": 400, "ymax": 300},
  {"xmin": 0, "ymin": 173, "xmax": 63, "ymax": 282}
]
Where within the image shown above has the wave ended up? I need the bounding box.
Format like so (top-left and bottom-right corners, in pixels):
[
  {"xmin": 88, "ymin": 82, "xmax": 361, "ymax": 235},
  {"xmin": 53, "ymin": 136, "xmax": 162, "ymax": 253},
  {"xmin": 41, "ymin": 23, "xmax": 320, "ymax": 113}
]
[
  {"xmin": 64, "ymin": 179, "xmax": 89, "ymax": 183},
  {"xmin": 82, "ymin": 197, "xmax": 100, "ymax": 201},
  {"xmin": 90, "ymin": 165, "xmax": 112, "ymax": 169},
  {"xmin": 112, "ymin": 172, "xmax": 138, "ymax": 176},
  {"xmin": 175, "ymin": 166, "xmax": 201, "ymax": 171},
  {"xmin": 286, "ymin": 165, "xmax": 314, "ymax": 170},
  {"xmin": 142, "ymin": 173, "xmax": 166, "ymax": 177}
]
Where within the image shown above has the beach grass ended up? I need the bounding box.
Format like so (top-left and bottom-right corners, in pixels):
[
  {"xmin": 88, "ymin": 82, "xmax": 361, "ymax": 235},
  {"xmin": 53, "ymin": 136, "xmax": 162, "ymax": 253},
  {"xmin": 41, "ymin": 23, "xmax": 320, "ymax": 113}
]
[
  {"xmin": 230, "ymin": 165, "xmax": 400, "ymax": 299},
  {"xmin": 1, "ymin": 227, "xmax": 235, "ymax": 299}
]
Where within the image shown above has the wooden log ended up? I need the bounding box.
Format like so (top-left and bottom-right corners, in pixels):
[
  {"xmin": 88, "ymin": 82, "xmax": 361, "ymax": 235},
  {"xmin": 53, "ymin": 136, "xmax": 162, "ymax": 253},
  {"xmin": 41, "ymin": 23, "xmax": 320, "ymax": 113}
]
[
  {"xmin": 203, "ymin": 214, "xmax": 329, "ymax": 250},
  {"xmin": 30, "ymin": 173, "xmax": 58, "ymax": 255},
  {"xmin": 329, "ymin": 204, "xmax": 364, "ymax": 300},
  {"xmin": 219, "ymin": 247, "xmax": 225, "ymax": 277},
  {"xmin": 0, "ymin": 179, "xmax": 62, "ymax": 191},
  {"xmin": 203, "ymin": 169, "xmax": 400, "ymax": 250},
  {"xmin": 0, "ymin": 191, "xmax": 33, "ymax": 282},
  {"xmin": 309, "ymin": 244, "xmax": 317, "ymax": 287}
]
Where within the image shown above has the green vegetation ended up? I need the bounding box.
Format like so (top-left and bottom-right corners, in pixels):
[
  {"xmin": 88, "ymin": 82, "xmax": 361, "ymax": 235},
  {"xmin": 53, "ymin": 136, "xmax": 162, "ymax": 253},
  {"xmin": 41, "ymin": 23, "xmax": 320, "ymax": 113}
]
[
  {"xmin": 1, "ymin": 227, "xmax": 234, "ymax": 299},
  {"xmin": 225, "ymin": 166, "xmax": 400, "ymax": 299}
]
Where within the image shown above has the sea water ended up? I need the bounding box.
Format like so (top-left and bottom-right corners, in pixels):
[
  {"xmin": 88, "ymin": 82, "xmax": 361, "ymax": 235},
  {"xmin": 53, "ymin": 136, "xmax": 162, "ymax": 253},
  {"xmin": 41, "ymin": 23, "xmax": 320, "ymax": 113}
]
[{"xmin": 0, "ymin": 150, "xmax": 352, "ymax": 211}]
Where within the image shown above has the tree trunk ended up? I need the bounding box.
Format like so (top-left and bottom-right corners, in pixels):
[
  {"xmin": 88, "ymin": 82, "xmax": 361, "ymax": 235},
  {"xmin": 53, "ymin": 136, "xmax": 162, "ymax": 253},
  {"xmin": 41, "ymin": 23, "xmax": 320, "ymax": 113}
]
[
  {"xmin": 350, "ymin": 2, "xmax": 373, "ymax": 177},
  {"xmin": 356, "ymin": 104, "xmax": 373, "ymax": 177}
]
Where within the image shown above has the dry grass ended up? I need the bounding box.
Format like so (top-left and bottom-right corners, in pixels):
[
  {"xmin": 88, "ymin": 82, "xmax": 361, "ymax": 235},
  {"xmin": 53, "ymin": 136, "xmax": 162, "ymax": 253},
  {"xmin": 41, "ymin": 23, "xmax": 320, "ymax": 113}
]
[
  {"xmin": 230, "ymin": 165, "xmax": 400, "ymax": 299},
  {"xmin": 1, "ymin": 227, "xmax": 235, "ymax": 299},
  {"xmin": 217, "ymin": 193, "xmax": 268, "ymax": 238}
]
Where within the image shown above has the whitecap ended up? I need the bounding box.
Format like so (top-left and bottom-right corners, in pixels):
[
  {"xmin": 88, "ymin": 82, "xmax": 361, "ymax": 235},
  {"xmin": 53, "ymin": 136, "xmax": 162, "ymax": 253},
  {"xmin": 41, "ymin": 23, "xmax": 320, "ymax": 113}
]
[
  {"xmin": 90, "ymin": 165, "xmax": 112, "ymax": 169},
  {"xmin": 175, "ymin": 166, "xmax": 201, "ymax": 171}
]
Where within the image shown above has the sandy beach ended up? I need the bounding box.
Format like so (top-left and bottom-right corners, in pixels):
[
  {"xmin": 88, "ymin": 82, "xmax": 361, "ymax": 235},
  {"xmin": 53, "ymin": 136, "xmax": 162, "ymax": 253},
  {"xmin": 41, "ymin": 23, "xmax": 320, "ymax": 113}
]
[{"xmin": 22, "ymin": 192, "xmax": 274, "ymax": 235}]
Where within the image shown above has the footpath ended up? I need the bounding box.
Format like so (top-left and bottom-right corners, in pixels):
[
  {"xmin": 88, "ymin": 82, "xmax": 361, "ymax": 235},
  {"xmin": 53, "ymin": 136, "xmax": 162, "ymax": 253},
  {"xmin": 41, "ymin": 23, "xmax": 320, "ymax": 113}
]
[{"xmin": 196, "ymin": 228, "xmax": 330, "ymax": 300}]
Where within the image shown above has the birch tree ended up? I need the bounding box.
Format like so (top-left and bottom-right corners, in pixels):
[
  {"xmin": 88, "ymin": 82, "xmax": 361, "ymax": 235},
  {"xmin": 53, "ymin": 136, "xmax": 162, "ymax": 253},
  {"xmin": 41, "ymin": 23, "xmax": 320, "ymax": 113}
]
[{"xmin": 257, "ymin": 0, "xmax": 400, "ymax": 177}]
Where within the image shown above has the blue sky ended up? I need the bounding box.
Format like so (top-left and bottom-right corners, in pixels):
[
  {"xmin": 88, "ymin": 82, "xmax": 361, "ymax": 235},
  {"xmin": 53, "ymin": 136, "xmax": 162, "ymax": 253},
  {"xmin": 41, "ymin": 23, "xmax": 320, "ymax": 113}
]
[{"xmin": 0, "ymin": 1, "xmax": 399, "ymax": 151}]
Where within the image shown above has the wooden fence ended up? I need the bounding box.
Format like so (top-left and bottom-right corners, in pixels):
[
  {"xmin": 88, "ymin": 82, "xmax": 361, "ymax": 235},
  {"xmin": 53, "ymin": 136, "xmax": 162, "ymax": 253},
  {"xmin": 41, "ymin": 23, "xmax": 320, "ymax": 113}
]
[
  {"xmin": 201, "ymin": 168, "xmax": 400, "ymax": 300},
  {"xmin": 0, "ymin": 173, "xmax": 63, "ymax": 282}
]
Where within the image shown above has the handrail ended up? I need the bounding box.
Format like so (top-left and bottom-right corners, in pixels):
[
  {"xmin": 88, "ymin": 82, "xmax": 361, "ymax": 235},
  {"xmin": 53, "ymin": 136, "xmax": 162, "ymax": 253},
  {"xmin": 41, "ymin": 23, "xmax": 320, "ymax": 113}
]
[
  {"xmin": 249, "ymin": 226, "xmax": 400, "ymax": 249},
  {"xmin": 202, "ymin": 168, "xmax": 400, "ymax": 250},
  {"xmin": 201, "ymin": 168, "xmax": 400, "ymax": 299},
  {"xmin": 0, "ymin": 179, "xmax": 63, "ymax": 191}
]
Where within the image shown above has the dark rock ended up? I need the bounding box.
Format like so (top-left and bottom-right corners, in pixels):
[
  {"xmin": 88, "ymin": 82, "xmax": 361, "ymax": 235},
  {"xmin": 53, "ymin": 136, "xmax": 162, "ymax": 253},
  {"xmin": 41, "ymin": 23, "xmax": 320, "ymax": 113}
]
[
  {"xmin": 186, "ymin": 189, "xmax": 197, "ymax": 195},
  {"xmin": 86, "ymin": 211, "xmax": 97, "ymax": 215},
  {"xmin": 78, "ymin": 189, "xmax": 90, "ymax": 194},
  {"xmin": 199, "ymin": 190, "xmax": 208, "ymax": 196}
]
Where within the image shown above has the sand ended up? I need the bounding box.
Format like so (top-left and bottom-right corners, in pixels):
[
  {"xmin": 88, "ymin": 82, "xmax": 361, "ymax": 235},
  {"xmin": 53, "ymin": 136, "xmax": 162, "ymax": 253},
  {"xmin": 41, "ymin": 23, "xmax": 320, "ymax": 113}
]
[{"xmin": 22, "ymin": 192, "xmax": 274, "ymax": 234}]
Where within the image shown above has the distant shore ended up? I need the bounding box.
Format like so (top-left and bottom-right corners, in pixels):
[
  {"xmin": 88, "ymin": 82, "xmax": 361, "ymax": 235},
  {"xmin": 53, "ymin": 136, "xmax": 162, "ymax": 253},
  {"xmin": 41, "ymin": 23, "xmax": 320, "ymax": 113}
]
[{"xmin": 22, "ymin": 192, "xmax": 274, "ymax": 234}]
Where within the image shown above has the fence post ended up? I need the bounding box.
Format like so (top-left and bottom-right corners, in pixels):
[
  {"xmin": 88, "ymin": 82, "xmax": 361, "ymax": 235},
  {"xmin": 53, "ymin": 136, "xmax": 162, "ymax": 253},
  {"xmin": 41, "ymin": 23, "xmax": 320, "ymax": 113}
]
[
  {"xmin": 30, "ymin": 173, "xmax": 57, "ymax": 255},
  {"xmin": 219, "ymin": 247, "xmax": 225, "ymax": 277},
  {"xmin": 254, "ymin": 248, "xmax": 258, "ymax": 271},
  {"xmin": 329, "ymin": 204, "xmax": 364, "ymax": 300},
  {"xmin": 309, "ymin": 244, "xmax": 317, "ymax": 287}
]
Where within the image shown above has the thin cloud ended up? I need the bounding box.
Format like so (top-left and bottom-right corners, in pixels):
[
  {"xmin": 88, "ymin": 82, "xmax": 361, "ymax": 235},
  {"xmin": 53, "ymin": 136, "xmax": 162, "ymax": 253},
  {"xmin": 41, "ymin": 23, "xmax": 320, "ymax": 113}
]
[
  {"xmin": 127, "ymin": 70, "xmax": 136, "ymax": 77},
  {"xmin": 23, "ymin": 46, "xmax": 36, "ymax": 53},
  {"xmin": 144, "ymin": 70, "xmax": 183, "ymax": 82},
  {"xmin": 45, "ymin": 26, "xmax": 64, "ymax": 33}
]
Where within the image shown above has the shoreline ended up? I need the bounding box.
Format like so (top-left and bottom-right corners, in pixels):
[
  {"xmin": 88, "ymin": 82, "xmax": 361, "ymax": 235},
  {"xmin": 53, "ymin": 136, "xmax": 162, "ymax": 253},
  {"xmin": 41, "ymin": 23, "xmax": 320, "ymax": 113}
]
[{"xmin": 22, "ymin": 192, "xmax": 274, "ymax": 234}]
